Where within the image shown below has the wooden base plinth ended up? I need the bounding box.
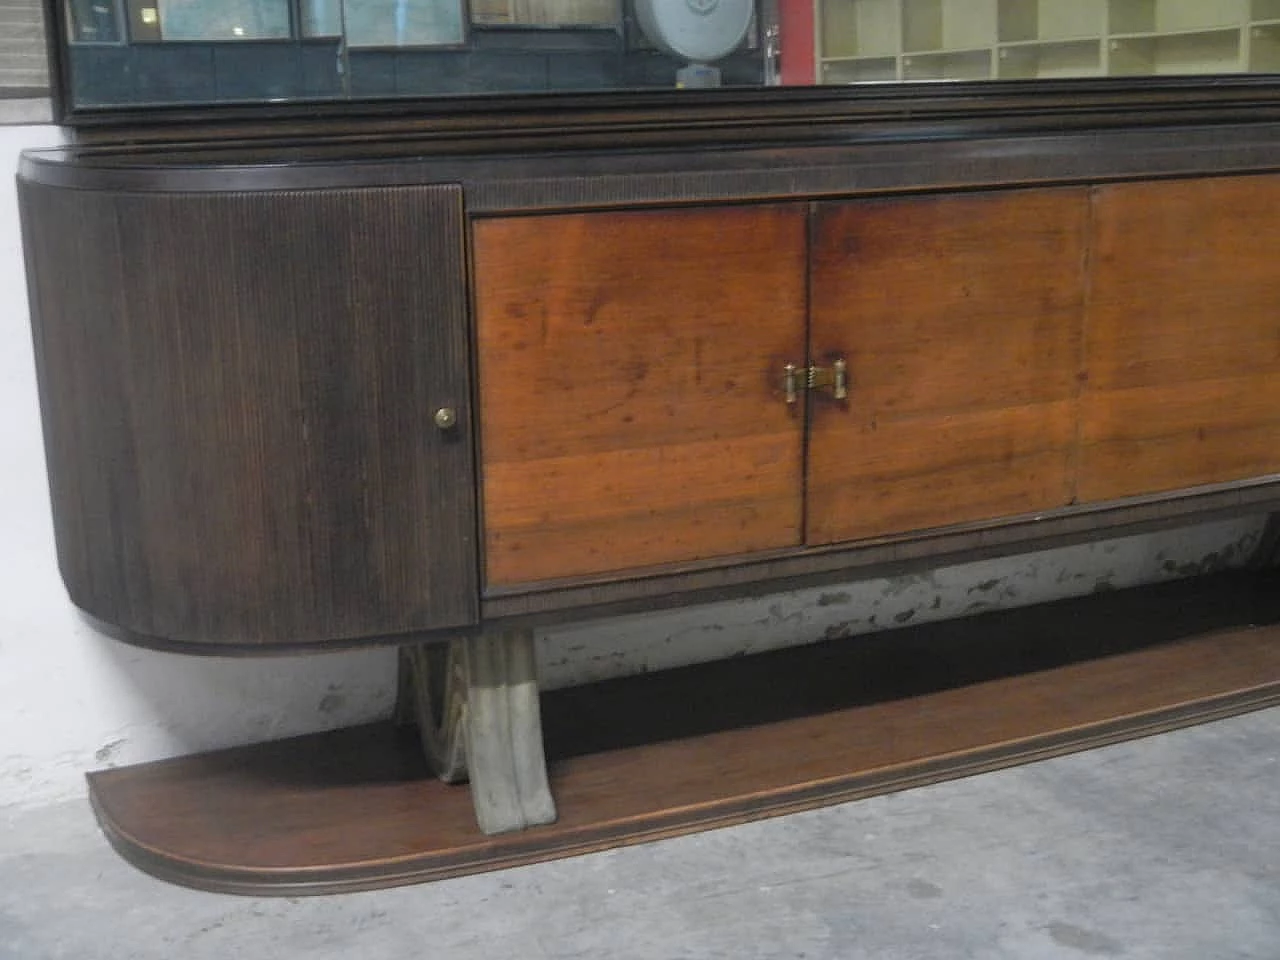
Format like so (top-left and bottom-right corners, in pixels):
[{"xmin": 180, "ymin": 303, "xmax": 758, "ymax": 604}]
[{"xmin": 89, "ymin": 572, "xmax": 1280, "ymax": 896}]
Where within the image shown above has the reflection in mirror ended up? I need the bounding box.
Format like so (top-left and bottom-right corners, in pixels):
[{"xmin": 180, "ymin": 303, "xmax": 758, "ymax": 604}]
[
  {"xmin": 817, "ymin": 0, "xmax": 1280, "ymax": 82},
  {"xmin": 148, "ymin": 0, "xmax": 290, "ymax": 40},
  {"xmin": 470, "ymin": 0, "xmax": 621, "ymax": 26},
  {"xmin": 58, "ymin": 0, "xmax": 1280, "ymax": 111},
  {"xmin": 303, "ymin": 0, "xmax": 466, "ymax": 47},
  {"xmin": 67, "ymin": 0, "xmax": 123, "ymax": 42}
]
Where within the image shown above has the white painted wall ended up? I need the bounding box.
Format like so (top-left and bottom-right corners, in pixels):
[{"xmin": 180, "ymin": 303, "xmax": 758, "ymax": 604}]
[
  {"xmin": 0, "ymin": 121, "xmax": 1267, "ymax": 811},
  {"xmin": 0, "ymin": 124, "xmax": 399, "ymax": 809}
]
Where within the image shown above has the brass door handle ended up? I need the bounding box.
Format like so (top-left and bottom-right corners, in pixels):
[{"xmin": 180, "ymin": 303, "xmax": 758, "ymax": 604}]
[
  {"xmin": 810, "ymin": 358, "xmax": 849, "ymax": 401},
  {"xmin": 783, "ymin": 363, "xmax": 801, "ymax": 405},
  {"xmin": 782, "ymin": 359, "xmax": 849, "ymax": 404}
]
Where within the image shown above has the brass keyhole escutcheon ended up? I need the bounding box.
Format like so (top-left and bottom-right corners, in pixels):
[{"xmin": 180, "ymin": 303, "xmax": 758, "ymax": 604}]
[{"xmin": 433, "ymin": 407, "xmax": 459, "ymax": 430}]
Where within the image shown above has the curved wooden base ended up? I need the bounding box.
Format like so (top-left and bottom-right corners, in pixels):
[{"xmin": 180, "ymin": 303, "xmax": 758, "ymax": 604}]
[{"xmin": 87, "ymin": 572, "xmax": 1280, "ymax": 896}]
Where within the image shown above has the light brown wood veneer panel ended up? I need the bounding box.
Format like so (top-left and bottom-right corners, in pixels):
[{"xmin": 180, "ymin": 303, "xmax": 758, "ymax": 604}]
[
  {"xmin": 1080, "ymin": 372, "xmax": 1280, "ymax": 500},
  {"xmin": 806, "ymin": 401, "xmax": 1078, "ymax": 544},
  {"xmin": 807, "ymin": 188, "xmax": 1088, "ymax": 545},
  {"xmin": 1082, "ymin": 176, "xmax": 1280, "ymax": 502},
  {"xmin": 474, "ymin": 205, "xmax": 807, "ymax": 585}
]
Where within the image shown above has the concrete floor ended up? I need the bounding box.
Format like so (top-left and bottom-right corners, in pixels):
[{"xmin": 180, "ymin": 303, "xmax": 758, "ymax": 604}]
[{"xmin": 1, "ymin": 708, "xmax": 1277, "ymax": 960}]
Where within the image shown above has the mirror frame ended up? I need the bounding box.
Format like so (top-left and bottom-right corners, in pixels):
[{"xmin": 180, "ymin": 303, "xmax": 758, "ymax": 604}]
[{"xmin": 40, "ymin": 0, "xmax": 1280, "ymax": 151}]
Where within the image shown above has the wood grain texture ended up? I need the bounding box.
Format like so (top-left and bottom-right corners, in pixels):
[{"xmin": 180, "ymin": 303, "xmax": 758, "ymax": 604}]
[
  {"xmin": 474, "ymin": 204, "xmax": 807, "ymax": 586},
  {"xmin": 1082, "ymin": 175, "xmax": 1280, "ymax": 501},
  {"xmin": 482, "ymin": 477, "xmax": 1280, "ymax": 621},
  {"xmin": 86, "ymin": 570, "xmax": 1280, "ymax": 895},
  {"xmin": 20, "ymin": 181, "xmax": 479, "ymax": 649},
  {"xmin": 806, "ymin": 188, "xmax": 1089, "ymax": 545}
]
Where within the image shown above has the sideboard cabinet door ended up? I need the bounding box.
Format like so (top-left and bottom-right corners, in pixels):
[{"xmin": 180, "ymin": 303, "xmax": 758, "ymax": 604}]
[
  {"xmin": 1082, "ymin": 175, "xmax": 1280, "ymax": 502},
  {"xmin": 806, "ymin": 189, "xmax": 1089, "ymax": 545},
  {"xmin": 473, "ymin": 205, "xmax": 808, "ymax": 587},
  {"xmin": 21, "ymin": 183, "xmax": 478, "ymax": 648}
]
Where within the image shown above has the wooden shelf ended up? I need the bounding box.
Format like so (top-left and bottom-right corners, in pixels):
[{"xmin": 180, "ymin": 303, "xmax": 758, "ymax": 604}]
[
  {"xmin": 1000, "ymin": 0, "xmax": 1107, "ymax": 42},
  {"xmin": 903, "ymin": 48, "xmax": 993, "ymax": 78},
  {"xmin": 87, "ymin": 571, "xmax": 1280, "ymax": 895},
  {"xmin": 821, "ymin": 0, "xmax": 901, "ymax": 58},
  {"xmin": 1110, "ymin": 29, "xmax": 1242, "ymax": 75},
  {"xmin": 822, "ymin": 55, "xmax": 900, "ymax": 83},
  {"xmin": 818, "ymin": 0, "xmax": 1276, "ymax": 82},
  {"xmin": 1112, "ymin": 0, "xmax": 1247, "ymax": 35},
  {"xmin": 1250, "ymin": 22, "xmax": 1280, "ymax": 70},
  {"xmin": 902, "ymin": 0, "xmax": 998, "ymax": 52},
  {"xmin": 998, "ymin": 39, "xmax": 1104, "ymax": 78}
]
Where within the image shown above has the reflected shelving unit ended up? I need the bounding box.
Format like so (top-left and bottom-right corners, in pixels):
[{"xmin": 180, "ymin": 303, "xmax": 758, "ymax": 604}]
[{"xmin": 818, "ymin": 0, "xmax": 1280, "ymax": 83}]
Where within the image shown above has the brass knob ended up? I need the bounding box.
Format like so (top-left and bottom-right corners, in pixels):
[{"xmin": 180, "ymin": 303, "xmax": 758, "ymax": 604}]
[{"xmin": 433, "ymin": 407, "xmax": 458, "ymax": 430}]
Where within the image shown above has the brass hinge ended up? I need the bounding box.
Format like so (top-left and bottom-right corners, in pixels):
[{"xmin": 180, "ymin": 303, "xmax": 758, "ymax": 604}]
[{"xmin": 783, "ymin": 359, "xmax": 849, "ymax": 405}]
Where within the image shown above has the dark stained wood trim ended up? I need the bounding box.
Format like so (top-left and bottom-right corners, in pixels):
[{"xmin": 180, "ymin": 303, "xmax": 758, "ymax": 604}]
[
  {"xmin": 49, "ymin": 72, "xmax": 1280, "ymax": 141},
  {"xmin": 18, "ymin": 120, "xmax": 1280, "ymax": 204},
  {"xmin": 481, "ymin": 478, "xmax": 1280, "ymax": 624},
  {"xmin": 85, "ymin": 570, "xmax": 1280, "ymax": 895}
]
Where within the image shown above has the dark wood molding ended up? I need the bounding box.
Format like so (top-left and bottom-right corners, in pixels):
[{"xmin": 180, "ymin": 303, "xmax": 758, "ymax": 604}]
[
  {"xmin": 50, "ymin": 73, "xmax": 1280, "ymax": 142},
  {"xmin": 18, "ymin": 120, "xmax": 1280, "ymax": 210}
]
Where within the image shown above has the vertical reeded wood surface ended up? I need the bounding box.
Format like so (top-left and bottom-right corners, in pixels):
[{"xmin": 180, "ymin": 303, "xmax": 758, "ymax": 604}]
[
  {"xmin": 806, "ymin": 189, "xmax": 1088, "ymax": 545},
  {"xmin": 474, "ymin": 205, "xmax": 807, "ymax": 586},
  {"xmin": 1082, "ymin": 175, "xmax": 1280, "ymax": 502},
  {"xmin": 20, "ymin": 181, "xmax": 478, "ymax": 648}
]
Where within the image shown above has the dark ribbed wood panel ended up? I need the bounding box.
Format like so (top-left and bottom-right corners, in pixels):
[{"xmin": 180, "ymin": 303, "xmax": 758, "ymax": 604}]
[{"xmin": 20, "ymin": 181, "xmax": 478, "ymax": 650}]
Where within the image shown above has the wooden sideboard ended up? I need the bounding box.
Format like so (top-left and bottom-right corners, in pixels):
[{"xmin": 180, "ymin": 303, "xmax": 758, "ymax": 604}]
[
  {"xmin": 23, "ymin": 158, "xmax": 1280, "ymax": 644},
  {"xmin": 18, "ymin": 115, "xmax": 1280, "ymax": 887}
]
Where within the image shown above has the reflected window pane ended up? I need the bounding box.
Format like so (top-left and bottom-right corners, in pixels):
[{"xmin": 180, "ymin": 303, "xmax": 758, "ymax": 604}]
[
  {"xmin": 156, "ymin": 0, "xmax": 290, "ymax": 40},
  {"xmin": 300, "ymin": 0, "xmax": 341, "ymax": 36},
  {"xmin": 815, "ymin": 0, "xmax": 1280, "ymax": 84},
  {"xmin": 471, "ymin": 0, "xmax": 619, "ymax": 26},
  {"xmin": 336, "ymin": 0, "xmax": 466, "ymax": 46},
  {"xmin": 68, "ymin": 0, "xmax": 124, "ymax": 42}
]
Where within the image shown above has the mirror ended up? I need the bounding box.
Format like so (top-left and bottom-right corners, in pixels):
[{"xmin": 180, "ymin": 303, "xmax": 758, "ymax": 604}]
[{"xmin": 60, "ymin": 0, "xmax": 1280, "ymax": 112}]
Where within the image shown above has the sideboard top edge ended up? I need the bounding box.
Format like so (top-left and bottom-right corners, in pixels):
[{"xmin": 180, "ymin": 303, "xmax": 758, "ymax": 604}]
[{"xmin": 17, "ymin": 119, "xmax": 1280, "ymax": 208}]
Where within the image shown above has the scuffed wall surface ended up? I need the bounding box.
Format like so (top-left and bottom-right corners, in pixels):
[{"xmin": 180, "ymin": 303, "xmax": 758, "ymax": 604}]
[{"xmin": 536, "ymin": 514, "xmax": 1265, "ymax": 691}]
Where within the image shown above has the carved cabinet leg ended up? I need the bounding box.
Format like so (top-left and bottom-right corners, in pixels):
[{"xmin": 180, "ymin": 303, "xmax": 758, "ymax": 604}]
[
  {"xmin": 401, "ymin": 630, "xmax": 557, "ymax": 835},
  {"xmin": 401, "ymin": 640, "xmax": 468, "ymax": 784}
]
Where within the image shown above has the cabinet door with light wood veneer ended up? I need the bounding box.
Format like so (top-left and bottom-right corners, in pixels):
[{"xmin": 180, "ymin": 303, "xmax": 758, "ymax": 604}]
[
  {"xmin": 806, "ymin": 189, "xmax": 1088, "ymax": 545},
  {"xmin": 1082, "ymin": 176, "xmax": 1280, "ymax": 502},
  {"xmin": 474, "ymin": 205, "xmax": 807, "ymax": 587}
]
